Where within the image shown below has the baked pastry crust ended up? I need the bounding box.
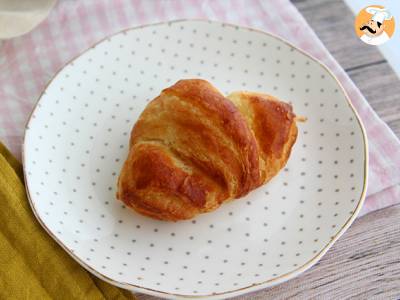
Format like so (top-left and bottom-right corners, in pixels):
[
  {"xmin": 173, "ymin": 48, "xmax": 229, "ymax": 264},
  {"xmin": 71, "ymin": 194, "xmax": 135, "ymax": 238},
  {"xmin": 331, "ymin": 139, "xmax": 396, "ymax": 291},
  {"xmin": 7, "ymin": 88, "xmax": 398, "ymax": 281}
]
[{"xmin": 117, "ymin": 79, "xmax": 298, "ymax": 221}]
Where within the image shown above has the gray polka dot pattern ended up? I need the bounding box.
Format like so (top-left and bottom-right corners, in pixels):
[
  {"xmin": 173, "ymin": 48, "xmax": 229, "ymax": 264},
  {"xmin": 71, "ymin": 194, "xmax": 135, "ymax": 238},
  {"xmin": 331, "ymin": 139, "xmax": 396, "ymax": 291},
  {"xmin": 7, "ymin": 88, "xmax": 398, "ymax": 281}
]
[{"xmin": 24, "ymin": 20, "xmax": 366, "ymax": 297}]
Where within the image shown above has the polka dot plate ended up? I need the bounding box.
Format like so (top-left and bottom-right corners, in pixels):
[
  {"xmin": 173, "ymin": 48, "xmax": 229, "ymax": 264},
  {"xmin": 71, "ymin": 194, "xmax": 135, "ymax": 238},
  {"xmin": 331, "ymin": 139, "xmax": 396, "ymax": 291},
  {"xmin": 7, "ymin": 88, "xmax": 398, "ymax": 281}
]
[{"xmin": 23, "ymin": 20, "xmax": 368, "ymax": 299}]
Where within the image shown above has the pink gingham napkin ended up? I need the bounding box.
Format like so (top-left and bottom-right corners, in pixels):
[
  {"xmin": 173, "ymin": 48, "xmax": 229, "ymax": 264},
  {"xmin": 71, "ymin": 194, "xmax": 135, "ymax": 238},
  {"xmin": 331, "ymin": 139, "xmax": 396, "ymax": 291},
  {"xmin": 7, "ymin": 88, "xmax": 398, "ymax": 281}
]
[{"xmin": 1, "ymin": 0, "xmax": 399, "ymax": 216}]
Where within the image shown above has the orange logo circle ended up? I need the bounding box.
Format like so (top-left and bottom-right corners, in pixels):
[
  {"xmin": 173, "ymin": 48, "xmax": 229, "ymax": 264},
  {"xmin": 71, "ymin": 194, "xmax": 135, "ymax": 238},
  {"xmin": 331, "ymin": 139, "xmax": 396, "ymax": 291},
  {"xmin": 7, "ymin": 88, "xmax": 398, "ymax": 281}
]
[{"xmin": 354, "ymin": 5, "xmax": 395, "ymax": 45}]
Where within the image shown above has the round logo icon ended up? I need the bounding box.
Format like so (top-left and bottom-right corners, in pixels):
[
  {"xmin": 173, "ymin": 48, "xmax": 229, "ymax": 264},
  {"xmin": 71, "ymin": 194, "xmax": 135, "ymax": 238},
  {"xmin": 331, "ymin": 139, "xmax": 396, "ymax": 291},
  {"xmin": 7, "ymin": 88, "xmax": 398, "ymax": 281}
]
[{"xmin": 354, "ymin": 5, "xmax": 395, "ymax": 45}]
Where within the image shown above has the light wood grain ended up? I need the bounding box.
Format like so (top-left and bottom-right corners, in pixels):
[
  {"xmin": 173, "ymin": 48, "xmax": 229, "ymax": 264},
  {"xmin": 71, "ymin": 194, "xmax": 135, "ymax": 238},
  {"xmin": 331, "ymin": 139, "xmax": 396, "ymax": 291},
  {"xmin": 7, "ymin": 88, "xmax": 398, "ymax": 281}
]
[
  {"xmin": 135, "ymin": 0, "xmax": 400, "ymax": 298},
  {"xmin": 348, "ymin": 62, "xmax": 400, "ymax": 136}
]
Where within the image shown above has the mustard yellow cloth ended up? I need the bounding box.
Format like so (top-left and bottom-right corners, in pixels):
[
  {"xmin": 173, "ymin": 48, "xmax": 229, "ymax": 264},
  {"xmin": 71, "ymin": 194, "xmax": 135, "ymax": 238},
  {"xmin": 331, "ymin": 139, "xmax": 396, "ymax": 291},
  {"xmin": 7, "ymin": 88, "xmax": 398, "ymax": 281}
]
[{"xmin": 0, "ymin": 143, "xmax": 136, "ymax": 300}]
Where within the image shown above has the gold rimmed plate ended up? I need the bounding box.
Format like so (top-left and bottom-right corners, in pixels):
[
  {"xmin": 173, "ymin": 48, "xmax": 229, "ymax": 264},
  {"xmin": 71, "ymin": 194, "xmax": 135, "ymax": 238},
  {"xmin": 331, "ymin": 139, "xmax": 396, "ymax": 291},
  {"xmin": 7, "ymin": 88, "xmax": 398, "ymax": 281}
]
[{"xmin": 23, "ymin": 20, "xmax": 367, "ymax": 299}]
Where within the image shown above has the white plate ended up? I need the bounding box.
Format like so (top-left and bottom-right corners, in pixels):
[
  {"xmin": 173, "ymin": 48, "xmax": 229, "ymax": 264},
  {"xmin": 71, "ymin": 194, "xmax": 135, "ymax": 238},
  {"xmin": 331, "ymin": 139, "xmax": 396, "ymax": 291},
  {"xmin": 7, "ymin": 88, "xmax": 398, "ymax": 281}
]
[{"xmin": 23, "ymin": 20, "xmax": 368, "ymax": 299}]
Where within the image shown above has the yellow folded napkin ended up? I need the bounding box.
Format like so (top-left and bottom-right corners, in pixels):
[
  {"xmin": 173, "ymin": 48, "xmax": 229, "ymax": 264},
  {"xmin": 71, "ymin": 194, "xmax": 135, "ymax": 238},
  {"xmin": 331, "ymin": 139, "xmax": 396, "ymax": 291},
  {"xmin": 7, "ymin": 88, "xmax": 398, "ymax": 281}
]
[{"xmin": 0, "ymin": 143, "xmax": 136, "ymax": 299}]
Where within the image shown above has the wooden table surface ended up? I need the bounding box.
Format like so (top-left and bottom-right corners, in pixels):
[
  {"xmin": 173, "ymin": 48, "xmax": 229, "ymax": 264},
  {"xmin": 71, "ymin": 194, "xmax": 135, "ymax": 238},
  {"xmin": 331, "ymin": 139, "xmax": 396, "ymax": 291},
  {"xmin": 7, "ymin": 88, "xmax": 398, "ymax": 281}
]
[{"xmin": 137, "ymin": 0, "xmax": 400, "ymax": 299}]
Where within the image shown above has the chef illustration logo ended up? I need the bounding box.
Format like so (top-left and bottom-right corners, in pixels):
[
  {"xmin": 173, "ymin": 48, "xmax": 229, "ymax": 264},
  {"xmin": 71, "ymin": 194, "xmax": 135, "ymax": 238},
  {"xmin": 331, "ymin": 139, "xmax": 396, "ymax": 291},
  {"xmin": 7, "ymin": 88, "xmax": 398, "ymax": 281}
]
[{"xmin": 354, "ymin": 5, "xmax": 395, "ymax": 45}]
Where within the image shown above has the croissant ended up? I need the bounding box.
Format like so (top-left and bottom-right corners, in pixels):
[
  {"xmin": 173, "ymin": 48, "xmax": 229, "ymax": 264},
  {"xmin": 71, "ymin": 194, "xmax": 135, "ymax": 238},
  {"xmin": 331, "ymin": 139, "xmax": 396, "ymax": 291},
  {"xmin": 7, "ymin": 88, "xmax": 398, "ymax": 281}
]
[{"xmin": 117, "ymin": 79, "xmax": 298, "ymax": 221}]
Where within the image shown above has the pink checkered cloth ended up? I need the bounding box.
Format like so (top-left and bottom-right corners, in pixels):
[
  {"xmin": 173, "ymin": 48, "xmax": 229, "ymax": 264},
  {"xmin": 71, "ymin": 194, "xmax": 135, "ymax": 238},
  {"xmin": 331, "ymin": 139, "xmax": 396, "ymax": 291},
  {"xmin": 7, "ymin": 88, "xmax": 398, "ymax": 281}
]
[{"xmin": 1, "ymin": 0, "xmax": 399, "ymax": 216}]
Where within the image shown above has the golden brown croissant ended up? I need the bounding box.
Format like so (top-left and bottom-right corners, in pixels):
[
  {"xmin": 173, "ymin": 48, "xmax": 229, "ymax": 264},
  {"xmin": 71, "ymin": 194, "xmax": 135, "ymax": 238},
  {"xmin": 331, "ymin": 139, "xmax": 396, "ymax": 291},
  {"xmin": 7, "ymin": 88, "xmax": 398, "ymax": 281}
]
[{"xmin": 117, "ymin": 79, "xmax": 298, "ymax": 221}]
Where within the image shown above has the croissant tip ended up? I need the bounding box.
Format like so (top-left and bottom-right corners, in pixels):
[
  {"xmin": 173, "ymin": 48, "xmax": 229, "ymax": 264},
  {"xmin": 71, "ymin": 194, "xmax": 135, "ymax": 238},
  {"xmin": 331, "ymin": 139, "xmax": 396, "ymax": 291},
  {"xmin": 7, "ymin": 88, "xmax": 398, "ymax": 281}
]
[{"xmin": 295, "ymin": 116, "xmax": 307, "ymax": 122}]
